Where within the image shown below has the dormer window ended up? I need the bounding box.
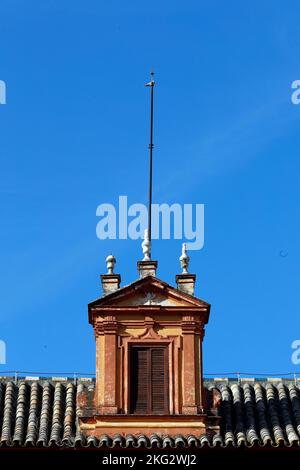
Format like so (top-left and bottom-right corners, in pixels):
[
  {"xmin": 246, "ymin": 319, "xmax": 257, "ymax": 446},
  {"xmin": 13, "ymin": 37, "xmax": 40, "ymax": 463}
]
[{"xmin": 86, "ymin": 258, "xmax": 212, "ymax": 439}]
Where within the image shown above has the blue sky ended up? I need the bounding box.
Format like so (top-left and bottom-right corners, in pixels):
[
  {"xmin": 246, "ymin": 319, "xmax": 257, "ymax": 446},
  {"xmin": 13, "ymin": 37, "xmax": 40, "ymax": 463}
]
[{"xmin": 0, "ymin": 0, "xmax": 300, "ymax": 377}]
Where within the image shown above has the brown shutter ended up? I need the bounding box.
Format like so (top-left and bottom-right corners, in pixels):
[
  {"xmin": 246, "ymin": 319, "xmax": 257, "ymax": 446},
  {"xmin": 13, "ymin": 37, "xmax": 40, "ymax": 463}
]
[
  {"xmin": 151, "ymin": 347, "xmax": 167, "ymax": 413},
  {"xmin": 130, "ymin": 348, "xmax": 149, "ymax": 414},
  {"xmin": 130, "ymin": 345, "xmax": 169, "ymax": 414}
]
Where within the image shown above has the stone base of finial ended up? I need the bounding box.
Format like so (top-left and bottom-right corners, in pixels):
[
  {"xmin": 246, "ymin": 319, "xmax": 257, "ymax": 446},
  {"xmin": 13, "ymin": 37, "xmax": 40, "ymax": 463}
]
[
  {"xmin": 101, "ymin": 274, "xmax": 121, "ymax": 296},
  {"xmin": 176, "ymin": 274, "xmax": 196, "ymax": 296},
  {"xmin": 137, "ymin": 260, "xmax": 157, "ymax": 278}
]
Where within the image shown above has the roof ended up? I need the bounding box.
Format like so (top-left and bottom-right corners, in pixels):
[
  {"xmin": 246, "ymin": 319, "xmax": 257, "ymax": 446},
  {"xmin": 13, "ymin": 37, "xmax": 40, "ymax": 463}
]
[{"xmin": 0, "ymin": 378, "xmax": 300, "ymax": 449}]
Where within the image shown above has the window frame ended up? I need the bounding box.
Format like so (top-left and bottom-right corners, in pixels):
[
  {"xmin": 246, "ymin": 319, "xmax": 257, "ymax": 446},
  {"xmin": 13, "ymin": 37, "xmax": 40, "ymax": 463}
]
[{"xmin": 129, "ymin": 343, "xmax": 169, "ymax": 415}]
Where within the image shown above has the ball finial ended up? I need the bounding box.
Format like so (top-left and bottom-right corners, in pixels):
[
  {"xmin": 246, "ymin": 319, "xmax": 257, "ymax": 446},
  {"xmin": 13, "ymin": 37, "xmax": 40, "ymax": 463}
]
[{"xmin": 106, "ymin": 254, "xmax": 116, "ymax": 274}]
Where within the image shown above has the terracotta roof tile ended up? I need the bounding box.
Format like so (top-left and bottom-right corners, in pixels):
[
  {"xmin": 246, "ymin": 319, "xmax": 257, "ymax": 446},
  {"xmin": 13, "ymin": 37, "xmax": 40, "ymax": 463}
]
[{"xmin": 0, "ymin": 379, "xmax": 299, "ymax": 448}]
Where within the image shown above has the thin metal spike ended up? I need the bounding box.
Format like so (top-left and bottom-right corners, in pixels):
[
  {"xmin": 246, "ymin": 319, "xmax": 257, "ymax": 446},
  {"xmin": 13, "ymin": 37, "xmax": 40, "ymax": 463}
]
[{"xmin": 146, "ymin": 71, "xmax": 155, "ymax": 254}]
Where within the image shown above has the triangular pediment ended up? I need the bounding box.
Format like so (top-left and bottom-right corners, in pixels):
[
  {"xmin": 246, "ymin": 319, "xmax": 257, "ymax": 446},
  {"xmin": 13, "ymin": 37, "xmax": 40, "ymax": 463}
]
[{"xmin": 89, "ymin": 276, "xmax": 209, "ymax": 309}]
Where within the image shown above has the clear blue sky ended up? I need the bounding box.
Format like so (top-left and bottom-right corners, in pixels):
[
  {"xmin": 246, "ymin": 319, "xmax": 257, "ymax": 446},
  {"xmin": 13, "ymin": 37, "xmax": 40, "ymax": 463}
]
[{"xmin": 0, "ymin": 0, "xmax": 299, "ymax": 377}]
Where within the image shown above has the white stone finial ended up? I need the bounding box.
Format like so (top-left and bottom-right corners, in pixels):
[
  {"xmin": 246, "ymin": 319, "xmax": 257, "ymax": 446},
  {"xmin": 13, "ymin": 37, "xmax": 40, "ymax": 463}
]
[
  {"xmin": 142, "ymin": 229, "xmax": 151, "ymax": 261},
  {"xmin": 106, "ymin": 254, "xmax": 116, "ymax": 274},
  {"xmin": 179, "ymin": 243, "xmax": 190, "ymax": 274}
]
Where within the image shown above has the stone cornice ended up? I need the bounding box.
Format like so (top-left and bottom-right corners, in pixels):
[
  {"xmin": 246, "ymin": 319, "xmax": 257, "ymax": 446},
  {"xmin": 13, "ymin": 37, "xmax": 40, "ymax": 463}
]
[{"xmin": 89, "ymin": 305, "xmax": 210, "ymax": 325}]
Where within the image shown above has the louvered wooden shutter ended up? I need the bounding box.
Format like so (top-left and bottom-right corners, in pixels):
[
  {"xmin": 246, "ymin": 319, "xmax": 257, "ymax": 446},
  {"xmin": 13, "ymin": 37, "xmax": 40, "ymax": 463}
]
[
  {"xmin": 131, "ymin": 348, "xmax": 148, "ymax": 414},
  {"xmin": 130, "ymin": 346, "xmax": 168, "ymax": 414},
  {"xmin": 151, "ymin": 348, "xmax": 166, "ymax": 413}
]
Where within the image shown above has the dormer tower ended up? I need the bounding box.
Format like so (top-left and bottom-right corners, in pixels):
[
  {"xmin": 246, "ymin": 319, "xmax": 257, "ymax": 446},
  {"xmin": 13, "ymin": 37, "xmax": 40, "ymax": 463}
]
[{"xmin": 80, "ymin": 246, "xmax": 220, "ymax": 438}]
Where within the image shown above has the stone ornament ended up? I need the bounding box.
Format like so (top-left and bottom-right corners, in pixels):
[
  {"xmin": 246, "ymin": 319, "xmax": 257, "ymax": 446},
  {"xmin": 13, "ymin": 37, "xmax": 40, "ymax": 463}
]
[
  {"xmin": 179, "ymin": 243, "xmax": 190, "ymax": 274},
  {"xmin": 106, "ymin": 254, "xmax": 116, "ymax": 274},
  {"xmin": 142, "ymin": 228, "xmax": 151, "ymax": 261}
]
